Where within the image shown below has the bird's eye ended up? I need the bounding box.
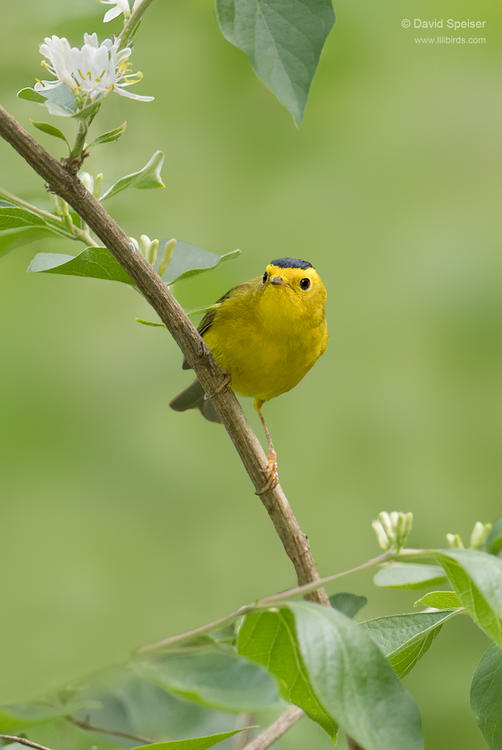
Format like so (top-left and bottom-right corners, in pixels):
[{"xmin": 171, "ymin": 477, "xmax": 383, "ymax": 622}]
[
  {"xmin": 300, "ymin": 277, "xmax": 311, "ymax": 290},
  {"xmin": 262, "ymin": 271, "xmax": 268, "ymax": 284}
]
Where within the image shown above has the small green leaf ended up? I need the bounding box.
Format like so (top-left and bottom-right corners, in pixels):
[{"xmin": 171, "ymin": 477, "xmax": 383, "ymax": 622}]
[
  {"xmin": 486, "ymin": 517, "xmax": 502, "ymax": 556},
  {"xmin": 470, "ymin": 644, "xmax": 502, "ymax": 750},
  {"xmin": 30, "ymin": 120, "xmax": 71, "ymax": 151},
  {"xmin": 158, "ymin": 240, "xmax": 240, "ymax": 285},
  {"xmin": 136, "ymin": 318, "xmax": 167, "ymax": 328},
  {"xmin": 329, "ymin": 592, "xmax": 367, "ymax": 618},
  {"xmin": 414, "ymin": 591, "xmax": 462, "ymax": 609},
  {"xmin": 100, "ymin": 151, "xmax": 165, "ymax": 201},
  {"xmin": 17, "ymin": 87, "xmax": 47, "ymax": 104},
  {"xmin": 363, "ymin": 610, "xmax": 459, "ymax": 678},
  {"xmin": 374, "ymin": 562, "xmax": 446, "ymax": 589},
  {"xmin": 0, "ymin": 207, "xmax": 47, "ymax": 230},
  {"xmin": 135, "ymin": 728, "xmax": 254, "ymax": 750},
  {"xmin": 90, "ymin": 122, "xmax": 127, "ymax": 146},
  {"xmin": 135, "ymin": 649, "xmax": 280, "ymax": 713},
  {"xmin": 216, "ymin": 0, "xmax": 335, "ymax": 123},
  {"xmin": 433, "ymin": 549, "xmax": 502, "ymax": 645},
  {"xmin": 238, "ymin": 609, "xmax": 338, "ymax": 739},
  {"xmin": 28, "ymin": 247, "xmax": 134, "ymax": 285}
]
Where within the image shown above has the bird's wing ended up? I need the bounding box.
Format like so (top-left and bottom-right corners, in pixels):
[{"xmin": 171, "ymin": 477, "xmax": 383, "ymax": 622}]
[{"xmin": 181, "ymin": 281, "xmax": 253, "ymax": 370}]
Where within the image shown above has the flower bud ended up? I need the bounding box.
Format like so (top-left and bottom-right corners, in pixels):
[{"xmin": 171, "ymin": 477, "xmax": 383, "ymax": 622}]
[
  {"xmin": 372, "ymin": 519, "xmax": 390, "ymax": 551},
  {"xmin": 446, "ymin": 533, "xmax": 464, "ymax": 549},
  {"xmin": 158, "ymin": 238, "xmax": 177, "ymax": 276},
  {"xmin": 470, "ymin": 521, "xmax": 492, "ymax": 550},
  {"xmin": 79, "ymin": 171, "xmax": 94, "ymax": 193},
  {"xmin": 372, "ymin": 511, "xmax": 413, "ymax": 552}
]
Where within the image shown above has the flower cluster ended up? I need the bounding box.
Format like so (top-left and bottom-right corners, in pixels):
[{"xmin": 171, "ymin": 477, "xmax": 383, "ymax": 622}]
[{"xmin": 35, "ymin": 32, "xmax": 153, "ymax": 103}]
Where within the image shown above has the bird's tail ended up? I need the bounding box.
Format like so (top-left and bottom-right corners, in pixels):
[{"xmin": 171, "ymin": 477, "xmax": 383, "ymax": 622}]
[{"xmin": 169, "ymin": 379, "xmax": 221, "ymax": 423}]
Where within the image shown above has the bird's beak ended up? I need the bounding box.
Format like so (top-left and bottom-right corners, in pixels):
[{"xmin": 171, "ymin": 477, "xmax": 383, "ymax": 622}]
[{"xmin": 270, "ymin": 276, "xmax": 288, "ymax": 287}]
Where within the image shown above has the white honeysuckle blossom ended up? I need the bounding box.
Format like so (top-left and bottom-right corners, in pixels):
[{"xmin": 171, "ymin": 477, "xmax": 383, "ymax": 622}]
[
  {"xmin": 35, "ymin": 33, "xmax": 153, "ymax": 103},
  {"xmin": 100, "ymin": 0, "xmax": 142, "ymax": 23}
]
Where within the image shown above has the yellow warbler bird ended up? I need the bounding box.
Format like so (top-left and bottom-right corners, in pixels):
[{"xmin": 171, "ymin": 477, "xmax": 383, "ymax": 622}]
[{"xmin": 170, "ymin": 257, "xmax": 328, "ymax": 489}]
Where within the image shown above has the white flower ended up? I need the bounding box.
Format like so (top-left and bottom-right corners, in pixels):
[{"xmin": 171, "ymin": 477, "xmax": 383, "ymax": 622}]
[
  {"xmin": 35, "ymin": 33, "xmax": 153, "ymax": 103},
  {"xmin": 100, "ymin": 0, "xmax": 142, "ymax": 23}
]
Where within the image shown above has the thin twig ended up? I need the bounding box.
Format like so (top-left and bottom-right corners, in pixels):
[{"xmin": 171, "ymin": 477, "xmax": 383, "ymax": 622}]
[
  {"xmin": 0, "ymin": 736, "xmax": 55, "ymax": 750},
  {"xmin": 68, "ymin": 718, "xmax": 153, "ymax": 745},
  {"xmin": 240, "ymin": 707, "xmax": 305, "ymax": 750},
  {"xmin": 139, "ymin": 551, "xmax": 392, "ymax": 653}
]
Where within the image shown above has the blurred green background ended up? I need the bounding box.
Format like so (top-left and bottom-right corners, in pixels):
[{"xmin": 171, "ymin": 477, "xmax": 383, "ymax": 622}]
[{"xmin": 1, "ymin": 0, "xmax": 501, "ymax": 747}]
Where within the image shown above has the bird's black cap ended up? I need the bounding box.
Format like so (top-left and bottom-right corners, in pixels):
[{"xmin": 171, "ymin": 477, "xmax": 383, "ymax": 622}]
[{"xmin": 269, "ymin": 257, "xmax": 313, "ymax": 270}]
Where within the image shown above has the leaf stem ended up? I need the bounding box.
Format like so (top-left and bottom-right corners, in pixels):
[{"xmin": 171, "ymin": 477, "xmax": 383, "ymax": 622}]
[
  {"xmin": 0, "ymin": 186, "xmax": 98, "ymax": 246},
  {"xmin": 69, "ymin": 119, "xmax": 89, "ymax": 161},
  {"xmin": 0, "ymin": 186, "xmax": 61, "ymax": 223},
  {"xmin": 138, "ymin": 550, "xmax": 393, "ymax": 653},
  {"xmin": 118, "ymin": 0, "xmax": 156, "ymax": 51}
]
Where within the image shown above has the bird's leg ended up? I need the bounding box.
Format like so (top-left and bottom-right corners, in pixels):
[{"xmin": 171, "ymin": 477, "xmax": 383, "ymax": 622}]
[{"xmin": 256, "ymin": 405, "xmax": 279, "ymax": 493}]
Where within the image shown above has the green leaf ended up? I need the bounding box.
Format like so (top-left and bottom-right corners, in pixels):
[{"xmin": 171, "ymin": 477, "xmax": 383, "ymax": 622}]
[
  {"xmin": 30, "ymin": 120, "xmax": 70, "ymax": 151},
  {"xmin": 157, "ymin": 240, "xmax": 240, "ymax": 285},
  {"xmin": 433, "ymin": 548, "xmax": 502, "ymax": 645},
  {"xmin": 135, "ymin": 728, "xmax": 253, "ymax": 750},
  {"xmin": 414, "ymin": 591, "xmax": 462, "ymax": 609},
  {"xmin": 288, "ymin": 602, "xmax": 423, "ymax": 749},
  {"xmin": 486, "ymin": 517, "xmax": 502, "ymax": 556},
  {"xmin": 329, "ymin": 592, "xmax": 367, "ymax": 618},
  {"xmin": 363, "ymin": 610, "xmax": 458, "ymax": 678},
  {"xmin": 17, "ymin": 87, "xmax": 47, "ymax": 104},
  {"xmin": 216, "ymin": 0, "xmax": 335, "ymax": 123},
  {"xmin": 136, "ymin": 318, "xmax": 167, "ymax": 328},
  {"xmin": 374, "ymin": 562, "xmax": 446, "ymax": 589},
  {"xmin": 0, "ymin": 207, "xmax": 47, "ymax": 230},
  {"xmin": 70, "ymin": 671, "xmax": 233, "ymax": 747},
  {"xmin": 27, "ymin": 247, "xmax": 134, "ymax": 285},
  {"xmin": 100, "ymin": 151, "xmax": 165, "ymax": 201},
  {"xmin": 238, "ymin": 609, "xmax": 338, "ymax": 739},
  {"xmin": 135, "ymin": 649, "xmax": 280, "ymax": 713},
  {"xmin": 470, "ymin": 644, "xmax": 502, "ymax": 750},
  {"xmin": 0, "ymin": 703, "xmax": 65, "ymax": 732},
  {"xmin": 90, "ymin": 122, "xmax": 127, "ymax": 146},
  {"xmin": 0, "ymin": 227, "xmax": 59, "ymax": 260}
]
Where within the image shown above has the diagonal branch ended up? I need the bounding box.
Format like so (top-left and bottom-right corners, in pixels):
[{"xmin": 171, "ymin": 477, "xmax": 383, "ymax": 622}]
[
  {"xmin": 0, "ymin": 103, "xmax": 332, "ymax": 750},
  {"xmin": 0, "ymin": 103, "xmax": 329, "ymax": 604}
]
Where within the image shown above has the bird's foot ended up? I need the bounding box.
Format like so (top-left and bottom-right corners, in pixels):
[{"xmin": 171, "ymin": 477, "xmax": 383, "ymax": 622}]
[
  {"xmin": 204, "ymin": 370, "xmax": 232, "ymax": 400},
  {"xmin": 256, "ymin": 448, "xmax": 279, "ymax": 494}
]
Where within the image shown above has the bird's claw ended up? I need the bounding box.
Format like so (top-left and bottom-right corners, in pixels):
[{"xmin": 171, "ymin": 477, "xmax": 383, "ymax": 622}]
[
  {"xmin": 256, "ymin": 448, "xmax": 279, "ymax": 494},
  {"xmin": 204, "ymin": 370, "xmax": 232, "ymax": 400}
]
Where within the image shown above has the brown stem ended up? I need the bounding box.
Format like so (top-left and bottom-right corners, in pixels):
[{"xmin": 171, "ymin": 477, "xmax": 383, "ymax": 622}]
[
  {"xmin": 0, "ymin": 736, "xmax": 54, "ymax": 750},
  {"xmin": 0, "ymin": 104, "xmax": 327, "ymax": 604},
  {"xmin": 68, "ymin": 718, "xmax": 153, "ymax": 745},
  {"xmin": 240, "ymin": 707, "xmax": 305, "ymax": 750}
]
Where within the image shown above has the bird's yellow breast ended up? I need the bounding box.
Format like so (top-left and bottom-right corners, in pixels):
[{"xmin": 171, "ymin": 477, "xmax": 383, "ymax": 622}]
[{"xmin": 203, "ymin": 265, "xmax": 328, "ymax": 405}]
